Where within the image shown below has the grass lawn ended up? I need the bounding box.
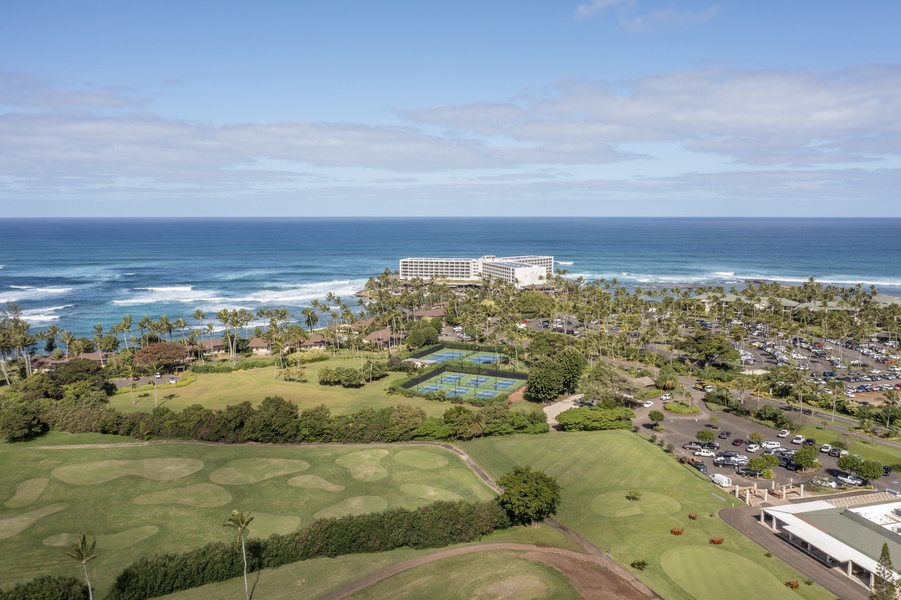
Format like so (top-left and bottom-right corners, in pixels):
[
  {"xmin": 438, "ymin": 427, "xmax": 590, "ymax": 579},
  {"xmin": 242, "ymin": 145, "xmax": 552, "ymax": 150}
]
[
  {"xmin": 160, "ymin": 524, "xmax": 581, "ymax": 600},
  {"xmin": 457, "ymin": 431, "xmax": 834, "ymax": 600},
  {"xmin": 0, "ymin": 435, "xmax": 496, "ymax": 595},
  {"xmin": 109, "ymin": 359, "xmax": 446, "ymax": 417},
  {"xmin": 795, "ymin": 423, "xmax": 901, "ymax": 469}
]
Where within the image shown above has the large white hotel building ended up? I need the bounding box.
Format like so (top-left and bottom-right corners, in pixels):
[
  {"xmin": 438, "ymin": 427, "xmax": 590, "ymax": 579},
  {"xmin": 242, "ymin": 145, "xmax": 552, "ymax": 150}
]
[{"xmin": 399, "ymin": 255, "xmax": 554, "ymax": 288}]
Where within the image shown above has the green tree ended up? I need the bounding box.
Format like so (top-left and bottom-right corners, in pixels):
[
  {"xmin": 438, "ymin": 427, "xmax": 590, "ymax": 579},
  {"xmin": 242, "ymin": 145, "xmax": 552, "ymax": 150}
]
[
  {"xmin": 496, "ymin": 466, "xmax": 561, "ymax": 525},
  {"xmin": 63, "ymin": 534, "xmax": 98, "ymax": 600},
  {"xmin": 871, "ymin": 542, "xmax": 898, "ymax": 600},
  {"xmin": 793, "ymin": 444, "xmax": 819, "ymax": 471},
  {"xmin": 695, "ymin": 429, "xmax": 715, "ymax": 442},
  {"xmin": 748, "ymin": 432, "xmax": 765, "ymax": 444},
  {"xmin": 224, "ymin": 510, "xmax": 254, "ymax": 600},
  {"xmin": 648, "ymin": 410, "xmax": 665, "ymax": 425},
  {"xmin": 857, "ymin": 459, "xmax": 885, "ymax": 482},
  {"xmin": 526, "ymin": 356, "xmax": 565, "ymax": 402},
  {"xmin": 557, "ymin": 347, "xmax": 587, "ymax": 394}
]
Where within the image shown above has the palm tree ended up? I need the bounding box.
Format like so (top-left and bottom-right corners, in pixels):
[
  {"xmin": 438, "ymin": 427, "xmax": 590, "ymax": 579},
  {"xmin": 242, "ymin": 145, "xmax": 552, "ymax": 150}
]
[
  {"xmin": 224, "ymin": 509, "xmax": 254, "ymax": 600},
  {"xmin": 827, "ymin": 379, "xmax": 845, "ymax": 422},
  {"xmin": 64, "ymin": 534, "xmax": 98, "ymax": 600},
  {"xmin": 60, "ymin": 330, "xmax": 76, "ymax": 359}
]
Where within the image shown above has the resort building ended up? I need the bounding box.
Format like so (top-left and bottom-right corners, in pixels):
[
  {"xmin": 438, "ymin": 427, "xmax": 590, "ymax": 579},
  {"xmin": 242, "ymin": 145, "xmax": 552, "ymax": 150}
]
[
  {"xmin": 761, "ymin": 493, "xmax": 901, "ymax": 590},
  {"xmin": 399, "ymin": 254, "xmax": 553, "ymax": 289}
]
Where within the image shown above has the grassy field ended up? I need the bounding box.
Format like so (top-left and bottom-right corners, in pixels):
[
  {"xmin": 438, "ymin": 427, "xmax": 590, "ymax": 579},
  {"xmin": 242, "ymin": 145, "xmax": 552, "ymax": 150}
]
[
  {"xmin": 108, "ymin": 359, "xmax": 447, "ymax": 417},
  {"xmin": 0, "ymin": 433, "xmax": 496, "ymax": 594},
  {"xmin": 160, "ymin": 524, "xmax": 582, "ymax": 600},
  {"xmin": 347, "ymin": 551, "xmax": 581, "ymax": 600},
  {"xmin": 795, "ymin": 423, "xmax": 901, "ymax": 469},
  {"xmin": 458, "ymin": 431, "xmax": 834, "ymax": 600}
]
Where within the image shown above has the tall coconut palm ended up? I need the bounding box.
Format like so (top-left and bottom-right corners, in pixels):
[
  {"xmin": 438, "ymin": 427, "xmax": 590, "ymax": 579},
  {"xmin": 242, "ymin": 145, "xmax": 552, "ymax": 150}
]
[
  {"xmin": 64, "ymin": 534, "xmax": 98, "ymax": 600},
  {"xmin": 224, "ymin": 510, "xmax": 254, "ymax": 600},
  {"xmin": 60, "ymin": 330, "xmax": 76, "ymax": 359}
]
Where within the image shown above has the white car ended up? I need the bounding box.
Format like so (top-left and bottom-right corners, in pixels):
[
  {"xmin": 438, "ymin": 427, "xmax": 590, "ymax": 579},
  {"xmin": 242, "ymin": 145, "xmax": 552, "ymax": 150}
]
[
  {"xmin": 660, "ymin": 393, "xmax": 672, "ymax": 401},
  {"xmin": 745, "ymin": 444, "xmax": 760, "ymax": 453},
  {"xmin": 812, "ymin": 477, "xmax": 838, "ymax": 489},
  {"xmin": 791, "ymin": 435, "xmax": 806, "ymax": 444},
  {"xmin": 837, "ymin": 474, "xmax": 864, "ymax": 486},
  {"xmin": 641, "ymin": 401, "xmax": 654, "ymax": 408},
  {"xmin": 820, "ymin": 444, "xmax": 832, "ymax": 453},
  {"xmin": 761, "ymin": 441, "xmax": 782, "ymax": 450},
  {"xmin": 777, "ymin": 429, "xmax": 791, "ymax": 438},
  {"xmin": 694, "ymin": 449, "xmax": 716, "ymax": 457}
]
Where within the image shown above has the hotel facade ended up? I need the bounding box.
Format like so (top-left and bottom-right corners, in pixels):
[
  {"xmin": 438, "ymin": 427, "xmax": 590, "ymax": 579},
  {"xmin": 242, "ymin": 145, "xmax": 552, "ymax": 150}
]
[{"xmin": 399, "ymin": 254, "xmax": 554, "ymax": 288}]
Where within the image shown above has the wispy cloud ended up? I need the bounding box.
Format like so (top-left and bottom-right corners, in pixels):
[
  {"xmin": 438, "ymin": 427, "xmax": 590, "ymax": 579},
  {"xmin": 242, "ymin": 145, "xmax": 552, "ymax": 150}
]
[
  {"xmin": 622, "ymin": 5, "xmax": 720, "ymax": 32},
  {"xmin": 0, "ymin": 71, "xmax": 144, "ymax": 110},
  {"xmin": 574, "ymin": 0, "xmax": 629, "ymax": 20}
]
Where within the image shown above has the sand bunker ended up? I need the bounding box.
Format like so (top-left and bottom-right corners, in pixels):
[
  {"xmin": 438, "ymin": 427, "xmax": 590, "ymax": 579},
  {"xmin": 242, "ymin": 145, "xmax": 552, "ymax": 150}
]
[
  {"xmin": 286, "ymin": 475, "xmax": 345, "ymax": 492},
  {"xmin": 4, "ymin": 478, "xmax": 49, "ymax": 509},
  {"xmin": 132, "ymin": 483, "xmax": 231, "ymax": 507},
  {"xmin": 400, "ymin": 484, "xmax": 464, "ymax": 502},
  {"xmin": 0, "ymin": 504, "xmax": 68, "ymax": 540},
  {"xmin": 246, "ymin": 513, "xmax": 302, "ymax": 538},
  {"xmin": 335, "ymin": 449, "xmax": 389, "ymax": 481},
  {"xmin": 313, "ymin": 496, "xmax": 388, "ymax": 520},
  {"xmin": 209, "ymin": 458, "xmax": 310, "ymax": 485},
  {"xmin": 393, "ymin": 450, "xmax": 449, "ymax": 470},
  {"xmin": 52, "ymin": 458, "xmax": 204, "ymax": 485},
  {"xmin": 43, "ymin": 525, "xmax": 159, "ymax": 549}
]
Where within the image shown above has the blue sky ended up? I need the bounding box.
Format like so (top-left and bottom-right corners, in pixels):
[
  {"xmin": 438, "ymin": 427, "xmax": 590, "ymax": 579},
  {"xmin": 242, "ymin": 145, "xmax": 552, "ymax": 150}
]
[{"xmin": 2, "ymin": 1, "xmax": 899, "ymax": 217}]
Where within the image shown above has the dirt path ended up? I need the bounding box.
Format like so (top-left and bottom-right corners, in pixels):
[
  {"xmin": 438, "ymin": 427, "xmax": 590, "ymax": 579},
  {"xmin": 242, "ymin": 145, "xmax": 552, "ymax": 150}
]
[{"xmin": 318, "ymin": 542, "xmax": 651, "ymax": 600}]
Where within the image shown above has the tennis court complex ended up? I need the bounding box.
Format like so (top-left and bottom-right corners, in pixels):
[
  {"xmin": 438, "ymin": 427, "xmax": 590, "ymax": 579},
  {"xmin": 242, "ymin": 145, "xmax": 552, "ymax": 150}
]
[
  {"xmin": 411, "ymin": 370, "xmax": 526, "ymax": 400},
  {"xmin": 417, "ymin": 347, "xmax": 507, "ymax": 366}
]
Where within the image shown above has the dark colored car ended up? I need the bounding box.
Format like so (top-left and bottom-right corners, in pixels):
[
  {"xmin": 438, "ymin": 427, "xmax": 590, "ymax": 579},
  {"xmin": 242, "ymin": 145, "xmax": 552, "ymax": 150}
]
[
  {"xmin": 718, "ymin": 431, "xmax": 732, "ymax": 439},
  {"xmin": 731, "ymin": 438, "xmax": 744, "ymax": 446},
  {"xmin": 737, "ymin": 468, "xmax": 762, "ymax": 478},
  {"xmin": 804, "ymin": 438, "xmax": 817, "ymax": 446},
  {"xmin": 885, "ymin": 465, "xmax": 894, "ymax": 477},
  {"xmin": 703, "ymin": 441, "xmax": 721, "ymax": 450},
  {"xmin": 693, "ymin": 462, "xmax": 708, "ymax": 474},
  {"xmin": 828, "ymin": 447, "xmax": 842, "ymax": 457}
]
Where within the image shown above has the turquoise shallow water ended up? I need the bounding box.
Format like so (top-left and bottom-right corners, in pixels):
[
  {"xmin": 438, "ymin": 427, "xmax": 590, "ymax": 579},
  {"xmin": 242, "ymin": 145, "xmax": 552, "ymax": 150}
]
[{"xmin": 1, "ymin": 217, "xmax": 899, "ymax": 337}]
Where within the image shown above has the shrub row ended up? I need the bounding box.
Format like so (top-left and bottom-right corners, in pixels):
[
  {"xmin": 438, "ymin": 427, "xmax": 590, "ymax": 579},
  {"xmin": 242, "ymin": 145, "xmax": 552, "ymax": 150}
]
[
  {"xmin": 106, "ymin": 500, "xmax": 509, "ymax": 600},
  {"xmin": 0, "ymin": 576, "xmax": 88, "ymax": 600}
]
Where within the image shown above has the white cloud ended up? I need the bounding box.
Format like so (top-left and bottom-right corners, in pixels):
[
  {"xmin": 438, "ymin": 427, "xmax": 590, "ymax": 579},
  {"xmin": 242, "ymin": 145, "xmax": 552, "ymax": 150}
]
[
  {"xmin": 0, "ymin": 71, "xmax": 144, "ymax": 110},
  {"xmin": 574, "ymin": 0, "xmax": 628, "ymax": 20},
  {"xmin": 622, "ymin": 5, "xmax": 720, "ymax": 32}
]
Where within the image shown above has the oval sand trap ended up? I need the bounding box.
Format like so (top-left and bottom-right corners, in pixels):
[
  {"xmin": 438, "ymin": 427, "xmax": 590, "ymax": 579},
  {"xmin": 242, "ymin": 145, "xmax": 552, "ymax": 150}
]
[
  {"xmin": 5, "ymin": 478, "xmax": 49, "ymax": 509},
  {"xmin": 335, "ymin": 449, "xmax": 389, "ymax": 481},
  {"xmin": 247, "ymin": 513, "xmax": 302, "ymax": 538},
  {"xmin": 393, "ymin": 450, "xmax": 449, "ymax": 470},
  {"xmin": 313, "ymin": 496, "xmax": 388, "ymax": 519},
  {"xmin": 209, "ymin": 458, "xmax": 310, "ymax": 485},
  {"xmin": 43, "ymin": 525, "xmax": 159, "ymax": 549},
  {"xmin": 590, "ymin": 490, "xmax": 681, "ymax": 518},
  {"xmin": 286, "ymin": 475, "xmax": 345, "ymax": 492},
  {"xmin": 661, "ymin": 546, "xmax": 797, "ymax": 600},
  {"xmin": 0, "ymin": 503, "xmax": 68, "ymax": 540},
  {"xmin": 400, "ymin": 484, "xmax": 464, "ymax": 502},
  {"xmin": 52, "ymin": 458, "xmax": 204, "ymax": 485},
  {"xmin": 133, "ymin": 483, "xmax": 231, "ymax": 507}
]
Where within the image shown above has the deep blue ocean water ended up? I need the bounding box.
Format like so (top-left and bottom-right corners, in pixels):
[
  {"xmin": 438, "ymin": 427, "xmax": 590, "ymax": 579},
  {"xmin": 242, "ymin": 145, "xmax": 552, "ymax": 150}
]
[{"xmin": 1, "ymin": 217, "xmax": 899, "ymax": 338}]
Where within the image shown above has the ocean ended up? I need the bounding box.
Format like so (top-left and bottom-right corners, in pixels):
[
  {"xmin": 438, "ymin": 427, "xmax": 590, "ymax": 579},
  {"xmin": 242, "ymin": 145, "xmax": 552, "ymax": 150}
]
[{"xmin": 1, "ymin": 217, "xmax": 899, "ymax": 338}]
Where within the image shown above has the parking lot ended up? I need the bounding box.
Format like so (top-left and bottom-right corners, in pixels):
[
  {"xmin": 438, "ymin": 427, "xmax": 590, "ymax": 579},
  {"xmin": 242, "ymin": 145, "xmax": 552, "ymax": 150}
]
[{"xmin": 634, "ymin": 398, "xmax": 901, "ymax": 493}]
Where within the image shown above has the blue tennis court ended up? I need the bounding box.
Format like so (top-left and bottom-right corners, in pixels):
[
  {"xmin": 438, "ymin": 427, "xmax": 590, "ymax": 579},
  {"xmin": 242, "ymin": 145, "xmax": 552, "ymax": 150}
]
[
  {"xmin": 418, "ymin": 384, "xmax": 445, "ymax": 393},
  {"xmin": 492, "ymin": 379, "xmax": 517, "ymax": 390},
  {"xmin": 440, "ymin": 374, "xmax": 465, "ymax": 384},
  {"xmin": 467, "ymin": 376, "xmax": 490, "ymax": 386},
  {"xmin": 445, "ymin": 388, "xmax": 471, "ymax": 397},
  {"xmin": 427, "ymin": 350, "xmax": 471, "ymax": 362},
  {"xmin": 469, "ymin": 354, "xmax": 503, "ymax": 365},
  {"xmin": 475, "ymin": 390, "xmax": 498, "ymax": 399}
]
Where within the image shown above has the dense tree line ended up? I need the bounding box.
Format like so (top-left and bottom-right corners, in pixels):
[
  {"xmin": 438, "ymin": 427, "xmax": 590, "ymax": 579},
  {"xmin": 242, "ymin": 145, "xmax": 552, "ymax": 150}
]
[
  {"xmin": 0, "ymin": 576, "xmax": 88, "ymax": 600},
  {"xmin": 106, "ymin": 500, "xmax": 509, "ymax": 599},
  {"xmin": 1, "ymin": 395, "xmax": 547, "ymax": 444}
]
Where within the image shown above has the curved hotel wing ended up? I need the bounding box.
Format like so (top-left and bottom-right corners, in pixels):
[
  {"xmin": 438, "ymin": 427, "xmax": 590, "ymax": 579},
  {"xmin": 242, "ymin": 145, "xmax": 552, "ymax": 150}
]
[{"xmin": 399, "ymin": 255, "xmax": 553, "ymax": 288}]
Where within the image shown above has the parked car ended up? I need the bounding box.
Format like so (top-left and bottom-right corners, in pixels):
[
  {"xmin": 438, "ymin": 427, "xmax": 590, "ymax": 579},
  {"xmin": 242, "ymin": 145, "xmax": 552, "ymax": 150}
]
[
  {"xmin": 682, "ymin": 442, "xmax": 702, "ymax": 450},
  {"xmin": 761, "ymin": 441, "xmax": 782, "ymax": 450},
  {"xmin": 837, "ymin": 474, "xmax": 865, "ymax": 486},
  {"xmin": 731, "ymin": 438, "xmax": 744, "ymax": 446},
  {"xmin": 777, "ymin": 429, "xmax": 791, "ymax": 438},
  {"xmin": 884, "ymin": 465, "xmax": 894, "ymax": 477},
  {"xmin": 804, "ymin": 438, "xmax": 817, "ymax": 446},
  {"xmin": 745, "ymin": 444, "xmax": 760, "ymax": 453},
  {"xmin": 718, "ymin": 431, "xmax": 732, "ymax": 439},
  {"xmin": 820, "ymin": 444, "xmax": 832, "ymax": 453},
  {"xmin": 702, "ymin": 441, "xmax": 721, "ymax": 450},
  {"xmin": 828, "ymin": 447, "xmax": 843, "ymax": 457},
  {"xmin": 641, "ymin": 401, "xmax": 654, "ymax": 408},
  {"xmin": 660, "ymin": 393, "xmax": 672, "ymax": 401},
  {"xmin": 737, "ymin": 468, "xmax": 762, "ymax": 478},
  {"xmin": 812, "ymin": 477, "xmax": 838, "ymax": 489},
  {"xmin": 693, "ymin": 461, "xmax": 708, "ymax": 474},
  {"xmin": 791, "ymin": 435, "xmax": 806, "ymax": 444},
  {"xmin": 694, "ymin": 449, "xmax": 716, "ymax": 457}
]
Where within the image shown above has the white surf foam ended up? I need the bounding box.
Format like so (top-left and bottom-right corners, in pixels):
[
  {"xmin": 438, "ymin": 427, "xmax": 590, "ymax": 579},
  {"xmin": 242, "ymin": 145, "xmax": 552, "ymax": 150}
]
[
  {"xmin": 20, "ymin": 305, "xmax": 74, "ymax": 323},
  {"xmin": 0, "ymin": 286, "xmax": 74, "ymax": 303}
]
